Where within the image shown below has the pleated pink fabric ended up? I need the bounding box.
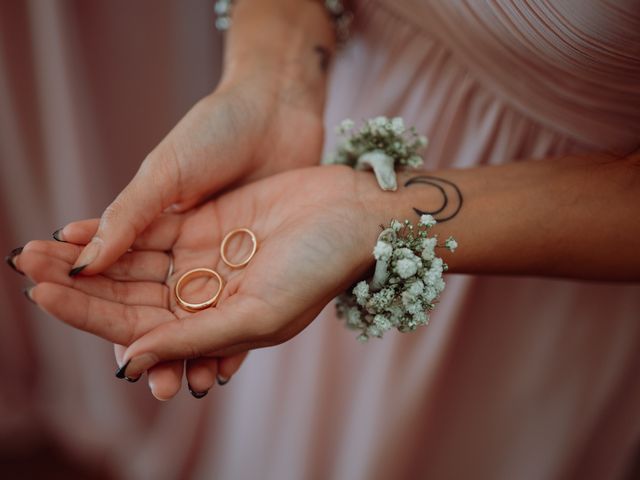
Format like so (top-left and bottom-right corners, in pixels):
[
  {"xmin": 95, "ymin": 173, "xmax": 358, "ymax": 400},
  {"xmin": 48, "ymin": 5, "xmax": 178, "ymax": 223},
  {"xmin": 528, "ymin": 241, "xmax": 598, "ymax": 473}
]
[{"xmin": 2, "ymin": 1, "xmax": 640, "ymax": 479}]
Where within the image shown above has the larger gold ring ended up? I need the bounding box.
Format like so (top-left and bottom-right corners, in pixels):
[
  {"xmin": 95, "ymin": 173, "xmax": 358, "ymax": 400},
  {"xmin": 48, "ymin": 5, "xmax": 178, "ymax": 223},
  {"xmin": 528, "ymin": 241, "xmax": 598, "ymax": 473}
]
[
  {"xmin": 175, "ymin": 268, "xmax": 224, "ymax": 312},
  {"xmin": 220, "ymin": 228, "xmax": 257, "ymax": 269}
]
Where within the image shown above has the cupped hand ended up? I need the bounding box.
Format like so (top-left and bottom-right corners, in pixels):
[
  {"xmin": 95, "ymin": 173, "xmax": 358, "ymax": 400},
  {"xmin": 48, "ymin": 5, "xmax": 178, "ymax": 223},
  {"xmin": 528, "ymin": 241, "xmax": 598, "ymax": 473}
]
[
  {"xmin": 20, "ymin": 166, "xmax": 388, "ymax": 396},
  {"xmin": 15, "ymin": 231, "xmax": 249, "ymax": 399},
  {"xmin": 69, "ymin": 72, "xmax": 325, "ymax": 276}
]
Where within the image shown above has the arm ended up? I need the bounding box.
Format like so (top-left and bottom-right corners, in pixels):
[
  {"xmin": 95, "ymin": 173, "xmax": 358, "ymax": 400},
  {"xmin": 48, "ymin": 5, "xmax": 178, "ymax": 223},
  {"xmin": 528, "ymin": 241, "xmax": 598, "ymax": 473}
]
[
  {"xmin": 17, "ymin": 153, "xmax": 640, "ymax": 386},
  {"xmin": 70, "ymin": 0, "xmax": 337, "ymax": 274},
  {"xmin": 363, "ymin": 151, "xmax": 640, "ymax": 281}
]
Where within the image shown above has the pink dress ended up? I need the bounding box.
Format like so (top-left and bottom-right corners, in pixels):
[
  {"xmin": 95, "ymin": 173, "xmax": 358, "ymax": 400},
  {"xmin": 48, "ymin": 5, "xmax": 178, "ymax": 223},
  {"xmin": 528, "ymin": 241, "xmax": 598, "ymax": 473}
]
[{"xmin": 1, "ymin": 1, "xmax": 639, "ymax": 479}]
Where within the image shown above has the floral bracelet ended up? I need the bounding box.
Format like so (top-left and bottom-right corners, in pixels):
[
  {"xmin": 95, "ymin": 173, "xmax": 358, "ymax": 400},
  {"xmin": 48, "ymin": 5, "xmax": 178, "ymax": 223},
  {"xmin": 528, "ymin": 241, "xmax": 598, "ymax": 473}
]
[
  {"xmin": 335, "ymin": 215, "xmax": 456, "ymax": 341},
  {"xmin": 329, "ymin": 117, "xmax": 456, "ymax": 340}
]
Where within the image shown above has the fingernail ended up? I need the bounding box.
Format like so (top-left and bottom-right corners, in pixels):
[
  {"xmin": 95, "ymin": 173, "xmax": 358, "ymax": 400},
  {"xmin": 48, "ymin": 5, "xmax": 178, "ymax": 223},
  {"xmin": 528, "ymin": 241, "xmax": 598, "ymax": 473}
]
[
  {"xmin": 188, "ymin": 384, "xmax": 209, "ymax": 399},
  {"xmin": 216, "ymin": 374, "xmax": 229, "ymax": 386},
  {"xmin": 69, "ymin": 238, "xmax": 102, "ymax": 276},
  {"xmin": 23, "ymin": 287, "xmax": 36, "ymax": 304},
  {"xmin": 68, "ymin": 265, "xmax": 87, "ymax": 277},
  {"xmin": 125, "ymin": 375, "xmax": 141, "ymax": 383},
  {"xmin": 115, "ymin": 359, "xmax": 131, "ymax": 379},
  {"xmin": 121, "ymin": 353, "xmax": 158, "ymax": 379},
  {"xmin": 52, "ymin": 228, "xmax": 66, "ymax": 242},
  {"xmin": 5, "ymin": 247, "xmax": 24, "ymax": 275}
]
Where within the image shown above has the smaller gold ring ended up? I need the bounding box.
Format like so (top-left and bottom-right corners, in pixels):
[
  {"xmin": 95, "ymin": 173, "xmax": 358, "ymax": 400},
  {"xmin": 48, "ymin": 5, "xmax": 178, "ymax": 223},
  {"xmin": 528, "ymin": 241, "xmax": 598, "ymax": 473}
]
[
  {"xmin": 175, "ymin": 268, "xmax": 224, "ymax": 312},
  {"xmin": 220, "ymin": 228, "xmax": 257, "ymax": 269}
]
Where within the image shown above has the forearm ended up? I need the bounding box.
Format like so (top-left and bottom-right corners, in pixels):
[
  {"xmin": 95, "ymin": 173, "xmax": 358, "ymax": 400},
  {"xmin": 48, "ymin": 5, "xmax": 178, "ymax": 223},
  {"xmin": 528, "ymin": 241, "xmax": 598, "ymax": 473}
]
[
  {"xmin": 359, "ymin": 152, "xmax": 640, "ymax": 281},
  {"xmin": 218, "ymin": 0, "xmax": 335, "ymax": 115}
]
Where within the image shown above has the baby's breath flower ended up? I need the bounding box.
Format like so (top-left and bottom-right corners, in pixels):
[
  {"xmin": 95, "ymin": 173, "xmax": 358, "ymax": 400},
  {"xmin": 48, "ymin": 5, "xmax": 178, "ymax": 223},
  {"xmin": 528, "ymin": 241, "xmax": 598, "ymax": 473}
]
[
  {"xmin": 420, "ymin": 214, "xmax": 437, "ymax": 228},
  {"xmin": 373, "ymin": 240, "xmax": 393, "ymax": 261},
  {"xmin": 407, "ymin": 279, "xmax": 424, "ymax": 297},
  {"xmin": 445, "ymin": 236, "xmax": 458, "ymax": 252},
  {"xmin": 391, "ymin": 220, "xmax": 403, "ymax": 231},
  {"xmin": 336, "ymin": 218, "xmax": 455, "ymax": 340},
  {"xmin": 423, "ymin": 285, "xmax": 438, "ymax": 303},
  {"xmin": 373, "ymin": 314, "xmax": 393, "ymax": 332},
  {"xmin": 327, "ymin": 117, "xmax": 429, "ymax": 190},
  {"xmin": 413, "ymin": 310, "xmax": 428, "ymax": 326},
  {"xmin": 395, "ymin": 258, "xmax": 419, "ymax": 279},
  {"xmin": 421, "ymin": 237, "xmax": 437, "ymax": 262},
  {"xmin": 353, "ymin": 281, "xmax": 370, "ymax": 306},
  {"xmin": 390, "ymin": 117, "xmax": 405, "ymax": 135},
  {"xmin": 407, "ymin": 155, "xmax": 424, "ymax": 168},
  {"xmin": 346, "ymin": 307, "xmax": 364, "ymax": 328}
]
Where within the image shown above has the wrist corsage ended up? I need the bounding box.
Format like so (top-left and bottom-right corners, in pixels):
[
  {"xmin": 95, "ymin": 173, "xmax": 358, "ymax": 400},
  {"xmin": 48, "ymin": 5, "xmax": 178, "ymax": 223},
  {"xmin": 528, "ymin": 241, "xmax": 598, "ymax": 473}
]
[
  {"xmin": 324, "ymin": 116, "xmax": 428, "ymax": 191},
  {"xmin": 336, "ymin": 215, "xmax": 457, "ymax": 341}
]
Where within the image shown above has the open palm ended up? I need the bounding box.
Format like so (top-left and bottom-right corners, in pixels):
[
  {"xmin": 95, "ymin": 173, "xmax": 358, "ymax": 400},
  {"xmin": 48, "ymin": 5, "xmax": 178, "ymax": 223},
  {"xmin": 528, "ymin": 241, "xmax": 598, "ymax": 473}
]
[{"xmin": 19, "ymin": 166, "xmax": 383, "ymax": 398}]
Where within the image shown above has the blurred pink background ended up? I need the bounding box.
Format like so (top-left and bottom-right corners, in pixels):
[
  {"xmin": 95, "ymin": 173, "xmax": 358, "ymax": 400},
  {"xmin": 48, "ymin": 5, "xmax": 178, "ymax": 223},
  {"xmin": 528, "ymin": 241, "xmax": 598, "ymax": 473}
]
[
  {"xmin": 2, "ymin": 1, "xmax": 640, "ymax": 479},
  {"xmin": 1, "ymin": 1, "xmax": 222, "ymax": 477}
]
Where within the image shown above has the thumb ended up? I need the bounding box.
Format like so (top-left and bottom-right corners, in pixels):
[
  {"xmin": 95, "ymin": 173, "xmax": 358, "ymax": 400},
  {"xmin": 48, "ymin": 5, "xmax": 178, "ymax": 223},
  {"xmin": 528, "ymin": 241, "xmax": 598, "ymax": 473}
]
[
  {"xmin": 70, "ymin": 155, "xmax": 177, "ymax": 276},
  {"xmin": 117, "ymin": 295, "xmax": 268, "ymax": 379}
]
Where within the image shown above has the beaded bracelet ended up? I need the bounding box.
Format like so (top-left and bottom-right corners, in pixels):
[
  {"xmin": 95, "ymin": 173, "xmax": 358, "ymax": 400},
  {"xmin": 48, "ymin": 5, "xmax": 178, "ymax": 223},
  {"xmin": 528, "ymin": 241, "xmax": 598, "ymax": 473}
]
[{"xmin": 214, "ymin": 0, "xmax": 353, "ymax": 44}]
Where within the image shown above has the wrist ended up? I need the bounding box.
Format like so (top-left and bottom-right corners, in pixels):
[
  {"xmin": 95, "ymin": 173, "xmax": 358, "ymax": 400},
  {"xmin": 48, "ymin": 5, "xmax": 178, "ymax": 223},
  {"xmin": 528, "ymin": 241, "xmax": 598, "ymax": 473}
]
[{"xmin": 218, "ymin": 0, "xmax": 334, "ymax": 113}]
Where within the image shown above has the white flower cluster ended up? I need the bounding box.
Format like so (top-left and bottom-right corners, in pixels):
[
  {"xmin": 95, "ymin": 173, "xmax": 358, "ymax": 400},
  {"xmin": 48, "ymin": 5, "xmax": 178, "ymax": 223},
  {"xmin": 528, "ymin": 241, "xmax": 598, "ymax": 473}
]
[
  {"xmin": 324, "ymin": 116, "xmax": 428, "ymax": 169},
  {"xmin": 336, "ymin": 215, "xmax": 457, "ymax": 341}
]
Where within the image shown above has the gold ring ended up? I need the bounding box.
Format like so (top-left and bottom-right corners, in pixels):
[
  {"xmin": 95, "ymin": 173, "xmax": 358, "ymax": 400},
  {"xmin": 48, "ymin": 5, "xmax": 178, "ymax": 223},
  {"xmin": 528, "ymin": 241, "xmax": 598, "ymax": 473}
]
[
  {"xmin": 175, "ymin": 268, "xmax": 224, "ymax": 312},
  {"xmin": 220, "ymin": 228, "xmax": 257, "ymax": 269}
]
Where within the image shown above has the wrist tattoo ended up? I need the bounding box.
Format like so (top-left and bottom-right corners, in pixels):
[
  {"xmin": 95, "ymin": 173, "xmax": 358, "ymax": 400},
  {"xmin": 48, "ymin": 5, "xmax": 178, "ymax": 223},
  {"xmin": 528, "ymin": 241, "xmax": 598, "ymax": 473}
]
[
  {"xmin": 404, "ymin": 175, "xmax": 463, "ymax": 222},
  {"xmin": 313, "ymin": 45, "xmax": 331, "ymax": 72}
]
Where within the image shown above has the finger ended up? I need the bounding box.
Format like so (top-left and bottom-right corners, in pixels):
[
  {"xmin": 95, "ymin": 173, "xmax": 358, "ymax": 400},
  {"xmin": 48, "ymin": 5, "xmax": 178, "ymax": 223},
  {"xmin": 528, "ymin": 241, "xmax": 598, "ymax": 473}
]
[
  {"xmin": 114, "ymin": 344, "xmax": 126, "ymax": 364},
  {"xmin": 18, "ymin": 251, "xmax": 169, "ymax": 307},
  {"xmin": 58, "ymin": 213, "xmax": 183, "ymax": 252},
  {"xmin": 20, "ymin": 241, "xmax": 172, "ymax": 283},
  {"xmin": 147, "ymin": 360, "xmax": 184, "ymax": 401},
  {"xmin": 217, "ymin": 351, "xmax": 249, "ymax": 385},
  {"xmin": 113, "ymin": 344, "xmax": 142, "ymax": 382},
  {"xmin": 185, "ymin": 357, "xmax": 218, "ymax": 398},
  {"xmin": 53, "ymin": 219, "xmax": 99, "ymax": 245},
  {"xmin": 119, "ymin": 294, "xmax": 271, "ymax": 378},
  {"xmin": 115, "ymin": 344, "xmax": 184, "ymax": 399},
  {"xmin": 29, "ymin": 283, "xmax": 175, "ymax": 345},
  {"xmin": 70, "ymin": 154, "xmax": 179, "ymax": 275}
]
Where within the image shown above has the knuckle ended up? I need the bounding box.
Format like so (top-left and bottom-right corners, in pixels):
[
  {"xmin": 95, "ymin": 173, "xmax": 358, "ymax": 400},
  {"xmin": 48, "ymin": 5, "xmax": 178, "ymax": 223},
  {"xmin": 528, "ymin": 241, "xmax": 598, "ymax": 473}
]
[
  {"xmin": 22, "ymin": 240, "xmax": 47, "ymax": 254},
  {"xmin": 101, "ymin": 200, "xmax": 143, "ymax": 239},
  {"xmin": 122, "ymin": 306, "xmax": 141, "ymax": 344}
]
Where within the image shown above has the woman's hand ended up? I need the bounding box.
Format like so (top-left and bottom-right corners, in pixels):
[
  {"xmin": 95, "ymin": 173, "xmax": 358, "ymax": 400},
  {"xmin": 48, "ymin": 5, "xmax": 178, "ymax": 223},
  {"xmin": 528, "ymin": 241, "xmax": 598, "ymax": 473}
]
[
  {"xmin": 69, "ymin": 0, "xmax": 336, "ymax": 276},
  {"xmin": 18, "ymin": 166, "xmax": 387, "ymax": 398},
  {"xmin": 67, "ymin": 76, "xmax": 325, "ymax": 276}
]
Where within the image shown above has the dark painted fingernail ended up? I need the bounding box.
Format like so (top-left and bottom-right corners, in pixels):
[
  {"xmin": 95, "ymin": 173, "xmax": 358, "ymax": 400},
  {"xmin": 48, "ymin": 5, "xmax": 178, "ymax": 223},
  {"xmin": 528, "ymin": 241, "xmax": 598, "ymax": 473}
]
[
  {"xmin": 125, "ymin": 375, "xmax": 141, "ymax": 383},
  {"xmin": 216, "ymin": 375, "xmax": 229, "ymax": 386},
  {"xmin": 115, "ymin": 359, "xmax": 131, "ymax": 379},
  {"xmin": 23, "ymin": 287, "xmax": 36, "ymax": 304},
  {"xmin": 5, "ymin": 247, "xmax": 24, "ymax": 275},
  {"xmin": 188, "ymin": 384, "xmax": 209, "ymax": 399},
  {"xmin": 69, "ymin": 265, "xmax": 87, "ymax": 277},
  {"xmin": 52, "ymin": 228, "xmax": 66, "ymax": 242}
]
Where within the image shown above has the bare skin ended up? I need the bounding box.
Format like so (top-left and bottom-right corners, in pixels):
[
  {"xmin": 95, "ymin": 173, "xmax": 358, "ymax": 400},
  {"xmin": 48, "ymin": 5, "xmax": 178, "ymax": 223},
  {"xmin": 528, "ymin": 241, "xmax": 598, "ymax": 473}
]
[
  {"xmin": 51, "ymin": 0, "xmax": 336, "ymax": 397},
  {"xmin": 13, "ymin": 151, "xmax": 640, "ymax": 399}
]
